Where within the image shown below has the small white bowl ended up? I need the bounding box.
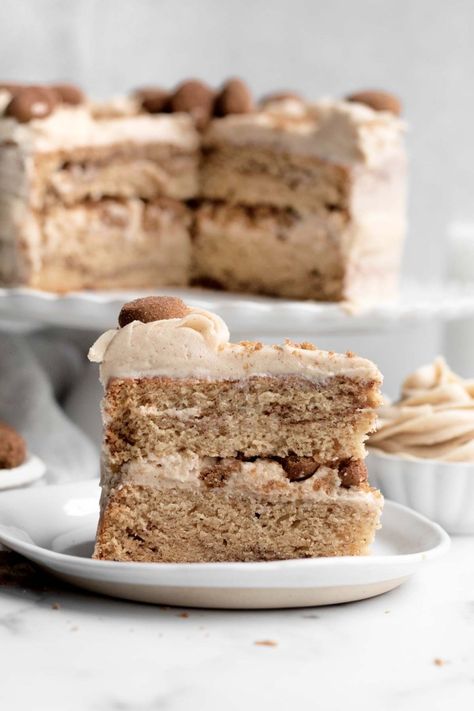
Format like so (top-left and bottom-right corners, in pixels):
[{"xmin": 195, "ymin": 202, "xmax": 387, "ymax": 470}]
[
  {"xmin": 0, "ymin": 455, "xmax": 46, "ymax": 491},
  {"xmin": 367, "ymin": 449, "xmax": 474, "ymax": 534}
]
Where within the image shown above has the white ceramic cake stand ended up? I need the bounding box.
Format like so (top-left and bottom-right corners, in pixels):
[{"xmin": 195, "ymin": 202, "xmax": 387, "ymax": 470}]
[{"xmin": 1, "ymin": 280, "xmax": 474, "ymax": 335}]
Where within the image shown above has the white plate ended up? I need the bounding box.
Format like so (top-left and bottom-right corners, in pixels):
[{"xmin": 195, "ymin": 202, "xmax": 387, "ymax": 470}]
[
  {"xmin": 1, "ymin": 281, "xmax": 474, "ymax": 335},
  {"xmin": 0, "ymin": 480, "xmax": 449, "ymax": 608},
  {"xmin": 0, "ymin": 454, "xmax": 46, "ymax": 490}
]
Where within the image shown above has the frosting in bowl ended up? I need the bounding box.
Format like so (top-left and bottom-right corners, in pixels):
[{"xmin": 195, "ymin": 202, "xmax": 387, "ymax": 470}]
[{"xmin": 369, "ymin": 357, "xmax": 474, "ymax": 462}]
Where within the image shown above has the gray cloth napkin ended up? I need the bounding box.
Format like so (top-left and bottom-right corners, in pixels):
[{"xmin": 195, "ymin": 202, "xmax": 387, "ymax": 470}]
[{"xmin": 0, "ymin": 330, "xmax": 98, "ymax": 483}]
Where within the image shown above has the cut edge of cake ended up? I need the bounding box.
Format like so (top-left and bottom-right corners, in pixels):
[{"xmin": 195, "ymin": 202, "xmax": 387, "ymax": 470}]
[
  {"xmin": 88, "ymin": 295, "xmax": 384, "ymax": 563},
  {"xmin": 1, "ymin": 81, "xmax": 406, "ymax": 304}
]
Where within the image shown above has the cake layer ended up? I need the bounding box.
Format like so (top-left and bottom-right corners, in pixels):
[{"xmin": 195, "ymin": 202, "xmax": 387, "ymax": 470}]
[
  {"xmin": 0, "ymin": 107, "xmax": 200, "ymax": 208},
  {"xmin": 94, "ymin": 481, "xmax": 382, "ymax": 562},
  {"xmin": 103, "ymin": 374, "xmax": 380, "ymax": 468},
  {"xmin": 192, "ymin": 201, "xmax": 404, "ymax": 301},
  {"xmin": 202, "ymin": 98, "xmax": 405, "ymax": 212},
  {"xmin": 200, "ymin": 144, "xmax": 350, "ymax": 213},
  {"xmin": 27, "ymin": 142, "xmax": 199, "ymax": 207},
  {"xmin": 1, "ymin": 197, "xmax": 191, "ymax": 290},
  {"xmin": 193, "ymin": 202, "xmax": 348, "ymax": 300}
]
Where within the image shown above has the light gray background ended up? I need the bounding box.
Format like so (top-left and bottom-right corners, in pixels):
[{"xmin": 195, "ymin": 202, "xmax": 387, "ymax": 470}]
[{"xmin": 1, "ymin": 0, "xmax": 473, "ymax": 278}]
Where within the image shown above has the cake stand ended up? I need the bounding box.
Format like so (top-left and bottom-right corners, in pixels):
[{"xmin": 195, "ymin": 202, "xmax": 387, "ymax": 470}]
[
  {"xmin": 1, "ymin": 280, "xmax": 474, "ymax": 335},
  {"xmin": 1, "ymin": 280, "xmax": 472, "ymax": 447}
]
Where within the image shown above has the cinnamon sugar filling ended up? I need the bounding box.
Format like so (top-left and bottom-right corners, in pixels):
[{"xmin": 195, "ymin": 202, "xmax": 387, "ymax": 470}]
[{"xmin": 198, "ymin": 454, "xmax": 367, "ymax": 489}]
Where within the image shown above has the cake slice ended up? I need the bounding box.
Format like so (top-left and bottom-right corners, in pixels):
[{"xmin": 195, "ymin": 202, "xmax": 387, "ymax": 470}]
[{"xmin": 89, "ymin": 296, "xmax": 383, "ymax": 562}]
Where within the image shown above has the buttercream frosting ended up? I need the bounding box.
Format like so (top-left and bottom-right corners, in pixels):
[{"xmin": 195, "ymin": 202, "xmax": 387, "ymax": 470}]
[
  {"xmin": 101, "ymin": 453, "xmax": 380, "ymax": 507},
  {"xmin": 88, "ymin": 305, "xmax": 382, "ymax": 387},
  {"xmin": 0, "ymin": 104, "xmax": 199, "ymax": 153},
  {"xmin": 204, "ymin": 98, "xmax": 405, "ymax": 167},
  {"xmin": 369, "ymin": 357, "xmax": 474, "ymax": 461}
]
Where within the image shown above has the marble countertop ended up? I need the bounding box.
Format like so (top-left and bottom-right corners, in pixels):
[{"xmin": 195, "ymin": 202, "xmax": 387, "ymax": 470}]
[{"xmin": 0, "ymin": 538, "xmax": 473, "ymax": 711}]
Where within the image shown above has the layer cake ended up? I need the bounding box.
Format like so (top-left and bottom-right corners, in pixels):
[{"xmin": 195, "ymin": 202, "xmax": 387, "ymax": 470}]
[
  {"xmin": 89, "ymin": 295, "xmax": 384, "ymax": 562},
  {"xmin": 0, "ymin": 80, "xmax": 406, "ymax": 303}
]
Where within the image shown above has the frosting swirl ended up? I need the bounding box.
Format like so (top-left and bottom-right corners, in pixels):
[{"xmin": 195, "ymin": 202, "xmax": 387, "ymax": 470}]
[{"xmin": 369, "ymin": 357, "xmax": 474, "ymax": 462}]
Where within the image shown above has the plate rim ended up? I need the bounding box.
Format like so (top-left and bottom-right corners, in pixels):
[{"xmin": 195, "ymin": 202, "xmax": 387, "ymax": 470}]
[
  {"xmin": 0, "ymin": 479, "xmax": 451, "ymax": 575},
  {"xmin": 0, "ymin": 454, "xmax": 47, "ymax": 490}
]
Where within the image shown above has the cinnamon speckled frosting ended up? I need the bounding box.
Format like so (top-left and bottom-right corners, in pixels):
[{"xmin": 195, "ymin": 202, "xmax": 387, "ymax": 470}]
[
  {"xmin": 204, "ymin": 98, "xmax": 404, "ymax": 167},
  {"xmin": 369, "ymin": 357, "xmax": 474, "ymax": 462},
  {"xmin": 0, "ymin": 104, "xmax": 199, "ymax": 153},
  {"xmin": 88, "ymin": 305, "xmax": 381, "ymax": 387}
]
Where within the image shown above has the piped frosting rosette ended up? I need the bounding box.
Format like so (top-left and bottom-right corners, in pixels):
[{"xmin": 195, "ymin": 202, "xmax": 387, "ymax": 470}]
[
  {"xmin": 368, "ymin": 357, "xmax": 474, "ymax": 533},
  {"xmin": 369, "ymin": 357, "xmax": 474, "ymax": 462}
]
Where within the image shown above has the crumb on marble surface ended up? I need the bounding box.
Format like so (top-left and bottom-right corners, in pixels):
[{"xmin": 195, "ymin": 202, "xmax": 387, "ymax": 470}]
[
  {"xmin": 434, "ymin": 658, "xmax": 447, "ymax": 667},
  {"xmin": 51, "ymin": 602, "xmax": 61, "ymax": 610},
  {"xmin": 179, "ymin": 612, "xmax": 189, "ymax": 618},
  {"xmin": 0, "ymin": 549, "xmax": 71, "ymax": 593},
  {"xmin": 254, "ymin": 640, "xmax": 278, "ymax": 647}
]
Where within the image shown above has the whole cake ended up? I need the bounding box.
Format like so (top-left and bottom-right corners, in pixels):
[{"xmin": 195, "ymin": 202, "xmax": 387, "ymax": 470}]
[
  {"xmin": 89, "ymin": 295, "xmax": 383, "ymax": 562},
  {"xmin": 0, "ymin": 80, "xmax": 406, "ymax": 303}
]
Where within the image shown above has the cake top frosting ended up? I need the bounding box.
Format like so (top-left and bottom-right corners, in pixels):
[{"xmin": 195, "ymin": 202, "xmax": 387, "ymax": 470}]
[
  {"xmin": 88, "ymin": 296, "xmax": 382, "ymax": 387},
  {"xmin": 369, "ymin": 357, "xmax": 474, "ymax": 462},
  {"xmin": 0, "ymin": 79, "xmax": 402, "ymax": 163},
  {"xmin": 0, "ymin": 102, "xmax": 199, "ymax": 153},
  {"xmin": 204, "ymin": 97, "xmax": 404, "ymax": 167}
]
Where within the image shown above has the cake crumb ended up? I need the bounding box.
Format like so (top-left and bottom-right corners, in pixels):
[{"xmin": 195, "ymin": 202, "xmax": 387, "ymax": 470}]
[
  {"xmin": 298, "ymin": 341, "xmax": 317, "ymax": 351},
  {"xmin": 239, "ymin": 340, "xmax": 263, "ymax": 352},
  {"xmin": 434, "ymin": 658, "xmax": 446, "ymax": 667},
  {"xmin": 179, "ymin": 612, "xmax": 189, "ymax": 618},
  {"xmin": 51, "ymin": 602, "xmax": 60, "ymax": 610},
  {"xmin": 254, "ymin": 639, "xmax": 277, "ymax": 647}
]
